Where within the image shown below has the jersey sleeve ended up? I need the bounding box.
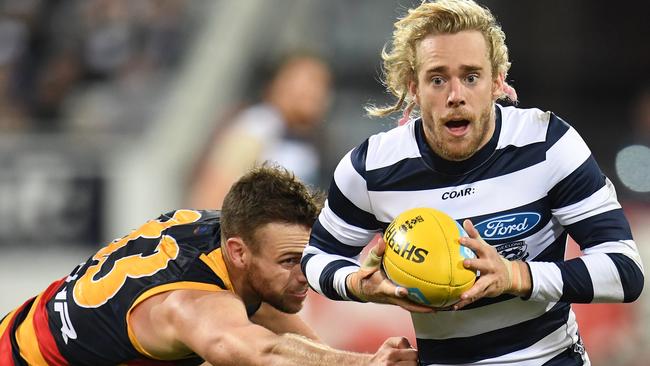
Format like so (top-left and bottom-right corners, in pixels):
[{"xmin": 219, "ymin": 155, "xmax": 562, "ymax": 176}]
[
  {"xmin": 301, "ymin": 140, "xmax": 384, "ymax": 301},
  {"xmin": 527, "ymin": 116, "xmax": 644, "ymax": 303}
]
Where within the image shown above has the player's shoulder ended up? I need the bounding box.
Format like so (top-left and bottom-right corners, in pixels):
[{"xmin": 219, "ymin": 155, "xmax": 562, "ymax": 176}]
[
  {"xmin": 157, "ymin": 209, "xmax": 222, "ymax": 248},
  {"xmin": 157, "ymin": 209, "xmax": 219, "ymax": 226},
  {"xmin": 356, "ymin": 120, "xmax": 421, "ymax": 171},
  {"xmin": 497, "ymin": 104, "xmax": 574, "ymax": 149}
]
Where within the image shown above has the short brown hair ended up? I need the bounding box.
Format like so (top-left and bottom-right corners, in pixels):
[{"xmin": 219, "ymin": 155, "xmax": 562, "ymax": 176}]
[{"xmin": 220, "ymin": 164, "xmax": 323, "ymax": 250}]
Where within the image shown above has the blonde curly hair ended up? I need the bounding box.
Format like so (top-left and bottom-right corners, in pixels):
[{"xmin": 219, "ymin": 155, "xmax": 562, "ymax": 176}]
[{"xmin": 366, "ymin": 0, "xmax": 516, "ymax": 119}]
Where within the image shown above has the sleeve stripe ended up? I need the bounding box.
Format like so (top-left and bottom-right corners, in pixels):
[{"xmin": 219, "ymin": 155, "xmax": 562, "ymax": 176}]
[
  {"xmin": 551, "ymin": 179, "xmax": 621, "ymax": 226},
  {"xmin": 319, "ymin": 203, "xmax": 378, "ymax": 247},
  {"xmin": 529, "ymin": 241, "xmax": 644, "ymax": 303},
  {"xmin": 319, "ymin": 260, "xmax": 360, "ymax": 301},
  {"xmin": 333, "ymin": 265, "xmax": 360, "ymax": 301},
  {"xmin": 581, "ymin": 253, "xmax": 623, "ymax": 302},
  {"xmin": 301, "ymin": 142, "xmax": 376, "ymax": 302},
  {"xmin": 548, "ymin": 156, "xmax": 605, "ymax": 208},
  {"xmin": 558, "ymin": 258, "xmax": 594, "ymax": 303},
  {"xmin": 566, "ymin": 208, "xmax": 633, "ymax": 249},
  {"xmin": 302, "ymin": 250, "xmax": 325, "ymax": 294},
  {"xmin": 528, "ymin": 261, "xmax": 563, "ymax": 301},
  {"xmin": 584, "ymin": 240, "xmax": 644, "ymax": 272},
  {"xmin": 607, "ymin": 253, "xmax": 645, "ymax": 302},
  {"xmin": 333, "ymin": 150, "xmax": 374, "ymax": 213},
  {"xmin": 350, "ymin": 139, "xmax": 369, "ymax": 176},
  {"xmin": 328, "ymin": 181, "xmax": 382, "ymax": 230},
  {"xmin": 531, "ymin": 233, "xmax": 568, "ymax": 262},
  {"xmin": 309, "ymin": 219, "xmax": 365, "ymax": 257},
  {"xmin": 301, "ymin": 252, "xmax": 316, "ymax": 289},
  {"xmin": 302, "ymin": 246, "xmax": 359, "ymax": 297},
  {"xmin": 545, "ymin": 125, "xmax": 591, "ymax": 187}
]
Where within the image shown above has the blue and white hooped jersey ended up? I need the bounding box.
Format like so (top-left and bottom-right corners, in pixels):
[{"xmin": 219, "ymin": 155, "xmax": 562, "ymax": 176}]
[{"xmin": 301, "ymin": 104, "xmax": 645, "ymax": 365}]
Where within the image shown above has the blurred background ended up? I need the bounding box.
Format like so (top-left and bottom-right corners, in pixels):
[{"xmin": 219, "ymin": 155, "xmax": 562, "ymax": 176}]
[{"xmin": 0, "ymin": 0, "xmax": 648, "ymax": 364}]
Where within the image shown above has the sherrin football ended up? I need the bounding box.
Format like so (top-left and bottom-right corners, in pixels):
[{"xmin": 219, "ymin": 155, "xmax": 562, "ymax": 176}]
[{"xmin": 382, "ymin": 207, "xmax": 477, "ymax": 308}]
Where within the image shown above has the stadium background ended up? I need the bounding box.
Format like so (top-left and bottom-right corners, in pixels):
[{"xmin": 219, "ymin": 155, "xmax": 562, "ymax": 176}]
[{"xmin": 0, "ymin": 1, "xmax": 648, "ymax": 364}]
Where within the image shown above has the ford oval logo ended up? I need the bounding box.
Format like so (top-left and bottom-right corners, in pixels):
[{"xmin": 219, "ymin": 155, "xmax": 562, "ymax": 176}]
[{"xmin": 474, "ymin": 212, "xmax": 541, "ymax": 240}]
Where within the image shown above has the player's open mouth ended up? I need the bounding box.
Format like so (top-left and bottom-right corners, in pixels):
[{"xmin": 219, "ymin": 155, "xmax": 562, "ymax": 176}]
[{"xmin": 445, "ymin": 119, "xmax": 470, "ymax": 136}]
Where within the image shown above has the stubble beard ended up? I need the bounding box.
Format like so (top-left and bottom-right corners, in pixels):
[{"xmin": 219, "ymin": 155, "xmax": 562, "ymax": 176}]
[
  {"xmin": 247, "ymin": 265, "xmax": 303, "ymax": 314},
  {"xmin": 428, "ymin": 104, "xmax": 494, "ymax": 161}
]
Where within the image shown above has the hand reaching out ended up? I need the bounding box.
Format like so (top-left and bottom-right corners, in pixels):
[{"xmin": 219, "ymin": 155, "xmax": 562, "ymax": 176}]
[{"xmin": 369, "ymin": 337, "xmax": 419, "ymax": 366}]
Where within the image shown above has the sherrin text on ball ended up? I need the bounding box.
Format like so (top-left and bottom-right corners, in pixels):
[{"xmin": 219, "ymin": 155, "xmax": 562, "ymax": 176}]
[{"xmin": 382, "ymin": 207, "xmax": 477, "ymax": 308}]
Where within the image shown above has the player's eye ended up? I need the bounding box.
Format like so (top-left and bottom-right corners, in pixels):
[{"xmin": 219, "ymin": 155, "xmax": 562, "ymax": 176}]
[
  {"xmin": 280, "ymin": 257, "xmax": 301, "ymax": 266},
  {"xmin": 431, "ymin": 76, "xmax": 445, "ymax": 86},
  {"xmin": 466, "ymin": 74, "xmax": 479, "ymax": 84}
]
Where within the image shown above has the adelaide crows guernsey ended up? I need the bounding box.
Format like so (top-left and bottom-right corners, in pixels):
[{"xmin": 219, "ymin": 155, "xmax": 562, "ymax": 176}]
[
  {"xmin": 302, "ymin": 105, "xmax": 644, "ymax": 365},
  {"xmin": 0, "ymin": 209, "xmax": 250, "ymax": 366}
]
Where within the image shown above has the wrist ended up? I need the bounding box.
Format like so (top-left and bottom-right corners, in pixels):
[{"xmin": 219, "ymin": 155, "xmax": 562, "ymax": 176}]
[
  {"xmin": 519, "ymin": 261, "xmax": 533, "ymax": 300},
  {"xmin": 345, "ymin": 272, "xmax": 367, "ymax": 303},
  {"xmin": 510, "ymin": 260, "xmax": 532, "ymax": 298},
  {"xmin": 500, "ymin": 258, "xmax": 532, "ymax": 297}
]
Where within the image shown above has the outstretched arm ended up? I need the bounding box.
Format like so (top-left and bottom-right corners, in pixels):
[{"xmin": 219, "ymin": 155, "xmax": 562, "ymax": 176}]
[
  {"xmin": 130, "ymin": 289, "xmax": 418, "ymax": 366},
  {"xmin": 249, "ymin": 301, "xmax": 320, "ymax": 341}
]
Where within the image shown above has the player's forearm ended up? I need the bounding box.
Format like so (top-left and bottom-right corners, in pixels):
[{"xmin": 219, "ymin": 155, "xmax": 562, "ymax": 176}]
[
  {"xmin": 269, "ymin": 333, "xmax": 372, "ymax": 366},
  {"xmin": 301, "ymin": 245, "xmax": 360, "ymax": 301},
  {"xmin": 526, "ymin": 247, "xmax": 644, "ymax": 303},
  {"xmin": 250, "ymin": 303, "xmax": 321, "ymax": 342},
  {"xmin": 201, "ymin": 329, "xmax": 371, "ymax": 366}
]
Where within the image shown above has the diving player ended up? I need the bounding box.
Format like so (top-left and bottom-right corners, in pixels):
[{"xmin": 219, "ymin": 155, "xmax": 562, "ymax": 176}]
[{"xmin": 1, "ymin": 165, "xmax": 417, "ymax": 366}]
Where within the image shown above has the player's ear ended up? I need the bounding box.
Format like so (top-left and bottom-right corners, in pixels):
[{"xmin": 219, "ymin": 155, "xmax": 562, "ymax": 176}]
[
  {"xmin": 408, "ymin": 80, "xmax": 420, "ymax": 106},
  {"xmin": 492, "ymin": 72, "xmax": 505, "ymax": 99},
  {"xmin": 224, "ymin": 237, "xmax": 249, "ymax": 268}
]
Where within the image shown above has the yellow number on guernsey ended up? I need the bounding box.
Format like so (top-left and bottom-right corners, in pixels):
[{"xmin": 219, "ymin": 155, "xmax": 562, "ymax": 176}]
[{"xmin": 73, "ymin": 210, "xmax": 202, "ymax": 308}]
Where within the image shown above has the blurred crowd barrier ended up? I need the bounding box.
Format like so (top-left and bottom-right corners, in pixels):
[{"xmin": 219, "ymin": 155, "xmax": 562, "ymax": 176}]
[{"xmin": 0, "ymin": 135, "xmax": 106, "ymax": 246}]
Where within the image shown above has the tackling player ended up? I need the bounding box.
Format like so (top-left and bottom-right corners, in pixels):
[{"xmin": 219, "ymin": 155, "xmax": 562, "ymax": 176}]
[{"xmin": 0, "ymin": 165, "xmax": 418, "ymax": 365}]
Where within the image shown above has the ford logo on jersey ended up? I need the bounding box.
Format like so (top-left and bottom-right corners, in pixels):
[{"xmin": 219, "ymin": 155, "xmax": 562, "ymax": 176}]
[{"xmin": 474, "ymin": 212, "xmax": 541, "ymax": 240}]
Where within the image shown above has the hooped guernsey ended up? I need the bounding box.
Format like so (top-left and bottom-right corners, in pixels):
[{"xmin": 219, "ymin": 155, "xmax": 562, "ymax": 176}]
[
  {"xmin": 0, "ymin": 209, "xmax": 257, "ymax": 366},
  {"xmin": 301, "ymin": 104, "xmax": 645, "ymax": 365}
]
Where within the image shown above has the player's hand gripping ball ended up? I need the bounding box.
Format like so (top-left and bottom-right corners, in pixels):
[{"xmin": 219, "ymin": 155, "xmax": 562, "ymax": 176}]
[{"xmin": 382, "ymin": 207, "xmax": 477, "ymax": 308}]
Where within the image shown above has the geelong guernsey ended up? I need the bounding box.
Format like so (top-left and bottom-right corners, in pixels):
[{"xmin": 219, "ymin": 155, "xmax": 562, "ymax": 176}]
[{"xmin": 301, "ymin": 104, "xmax": 644, "ymax": 365}]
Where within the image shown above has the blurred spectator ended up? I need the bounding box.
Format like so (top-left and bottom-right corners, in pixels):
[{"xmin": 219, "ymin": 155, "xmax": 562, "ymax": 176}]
[
  {"xmin": 0, "ymin": 64, "xmax": 28, "ymax": 131},
  {"xmin": 0, "ymin": 1, "xmax": 32, "ymax": 131},
  {"xmin": 0, "ymin": 0, "xmax": 193, "ymax": 134},
  {"xmin": 0, "ymin": 0, "xmax": 198, "ymax": 248},
  {"xmin": 187, "ymin": 51, "xmax": 333, "ymax": 209},
  {"xmin": 63, "ymin": 0, "xmax": 191, "ymax": 135}
]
